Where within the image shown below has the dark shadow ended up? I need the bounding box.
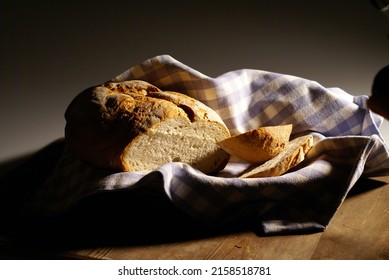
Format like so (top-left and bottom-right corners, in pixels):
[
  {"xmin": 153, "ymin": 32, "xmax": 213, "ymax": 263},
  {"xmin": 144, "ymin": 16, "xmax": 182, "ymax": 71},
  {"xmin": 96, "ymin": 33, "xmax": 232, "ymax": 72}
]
[
  {"xmin": 0, "ymin": 189, "xmax": 253, "ymax": 259},
  {"xmin": 347, "ymin": 177, "xmax": 387, "ymax": 197},
  {"xmin": 0, "ymin": 153, "xmax": 34, "ymax": 178},
  {"xmin": 0, "ymin": 140, "xmax": 253, "ymax": 258},
  {"xmin": 1, "ymin": 139, "xmax": 387, "ymax": 259}
]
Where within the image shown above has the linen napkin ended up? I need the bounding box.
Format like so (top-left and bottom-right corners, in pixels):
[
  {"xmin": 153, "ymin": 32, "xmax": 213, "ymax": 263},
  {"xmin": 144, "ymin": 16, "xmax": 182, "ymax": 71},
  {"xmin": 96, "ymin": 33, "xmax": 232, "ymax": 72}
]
[{"xmin": 19, "ymin": 55, "xmax": 389, "ymax": 235}]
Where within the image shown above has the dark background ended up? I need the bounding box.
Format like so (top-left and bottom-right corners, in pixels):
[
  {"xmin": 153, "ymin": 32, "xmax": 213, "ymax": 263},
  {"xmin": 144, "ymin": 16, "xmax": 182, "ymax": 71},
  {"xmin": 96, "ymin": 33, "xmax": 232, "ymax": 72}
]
[{"xmin": 1, "ymin": 0, "xmax": 388, "ymax": 172}]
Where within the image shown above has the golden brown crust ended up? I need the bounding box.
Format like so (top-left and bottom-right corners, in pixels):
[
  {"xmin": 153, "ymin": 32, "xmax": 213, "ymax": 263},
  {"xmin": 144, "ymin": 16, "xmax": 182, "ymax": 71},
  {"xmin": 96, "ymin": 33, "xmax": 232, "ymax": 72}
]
[
  {"xmin": 217, "ymin": 124, "xmax": 293, "ymax": 163},
  {"xmin": 65, "ymin": 80, "xmax": 230, "ymax": 172},
  {"xmin": 65, "ymin": 81, "xmax": 188, "ymax": 170},
  {"xmin": 240, "ymin": 134, "xmax": 313, "ymax": 178}
]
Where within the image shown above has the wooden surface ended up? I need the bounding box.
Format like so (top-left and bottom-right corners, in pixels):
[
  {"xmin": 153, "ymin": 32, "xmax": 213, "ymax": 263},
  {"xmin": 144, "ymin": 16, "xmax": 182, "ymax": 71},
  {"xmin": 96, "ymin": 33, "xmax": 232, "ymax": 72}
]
[{"xmin": 1, "ymin": 176, "xmax": 388, "ymax": 260}]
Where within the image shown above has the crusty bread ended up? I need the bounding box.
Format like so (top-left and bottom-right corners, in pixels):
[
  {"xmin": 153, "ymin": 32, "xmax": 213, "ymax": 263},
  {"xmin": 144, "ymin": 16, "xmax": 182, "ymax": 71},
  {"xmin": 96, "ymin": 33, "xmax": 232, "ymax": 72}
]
[
  {"xmin": 239, "ymin": 134, "xmax": 313, "ymax": 178},
  {"xmin": 217, "ymin": 124, "xmax": 292, "ymax": 164},
  {"xmin": 65, "ymin": 80, "xmax": 231, "ymax": 174}
]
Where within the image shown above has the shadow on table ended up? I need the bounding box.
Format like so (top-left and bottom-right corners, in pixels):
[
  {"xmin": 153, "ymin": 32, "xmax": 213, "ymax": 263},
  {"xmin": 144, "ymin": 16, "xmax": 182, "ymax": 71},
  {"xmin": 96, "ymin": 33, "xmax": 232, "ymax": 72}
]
[
  {"xmin": 0, "ymin": 187, "xmax": 254, "ymax": 258},
  {"xmin": 0, "ymin": 141, "xmax": 253, "ymax": 257},
  {"xmin": 0, "ymin": 140, "xmax": 387, "ymax": 259}
]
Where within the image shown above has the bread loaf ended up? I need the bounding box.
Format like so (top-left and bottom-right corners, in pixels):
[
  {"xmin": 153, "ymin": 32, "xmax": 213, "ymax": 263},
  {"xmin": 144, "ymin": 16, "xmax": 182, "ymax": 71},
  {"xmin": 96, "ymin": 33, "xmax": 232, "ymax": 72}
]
[
  {"xmin": 239, "ymin": 134, "xmax": 313, "ymax": 178},
  {"xmin": 217, "ymin": 124, "xmax": 292, "ymax": 163},
  {"xmin": 65, "ymin": 80, "xmax": 231, "ymax": 174}
]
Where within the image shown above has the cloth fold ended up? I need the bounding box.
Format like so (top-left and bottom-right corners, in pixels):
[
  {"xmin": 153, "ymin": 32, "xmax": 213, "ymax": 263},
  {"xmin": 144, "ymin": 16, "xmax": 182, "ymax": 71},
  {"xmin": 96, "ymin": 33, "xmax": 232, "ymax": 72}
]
[{"xmin": 15, "ymin": 55, "xmax": 389, "ymax": 234}]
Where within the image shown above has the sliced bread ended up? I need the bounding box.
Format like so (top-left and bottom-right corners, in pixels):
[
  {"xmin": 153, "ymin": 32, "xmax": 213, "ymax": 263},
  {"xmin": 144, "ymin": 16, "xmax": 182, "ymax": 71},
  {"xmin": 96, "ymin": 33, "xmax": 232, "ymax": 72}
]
[
  {"xmin": 239, "ymin": 134, "xmax": 313, "ymax": 178},
  {"xmin": 217, "ymin": 124, "xmax": 293, "ymax": 164},
  {"xmin": 65, "ymin": 80, "xmax": 231, "ymax": 174}
]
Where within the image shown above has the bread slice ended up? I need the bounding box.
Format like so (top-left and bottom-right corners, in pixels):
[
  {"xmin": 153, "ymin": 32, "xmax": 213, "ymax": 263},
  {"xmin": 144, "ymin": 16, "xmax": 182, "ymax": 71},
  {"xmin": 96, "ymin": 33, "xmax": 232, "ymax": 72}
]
[
  {"xmin": 217, "ymin": 124, "xmax": 293, "ymax": 164},
  {"xmin": 65, "ymin": 80, "xmax": 231, "ymax": 174},
  {"xmin": 239, "ymin": 134, "xmax": 313, "ymax": 178}
]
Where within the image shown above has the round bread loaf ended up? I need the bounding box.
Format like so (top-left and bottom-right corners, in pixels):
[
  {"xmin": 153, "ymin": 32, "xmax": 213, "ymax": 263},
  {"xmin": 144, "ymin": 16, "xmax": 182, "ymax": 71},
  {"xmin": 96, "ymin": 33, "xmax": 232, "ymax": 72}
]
[{"xmin": 65, "ymin": 80, "xmax": 231, "ymax": 174}]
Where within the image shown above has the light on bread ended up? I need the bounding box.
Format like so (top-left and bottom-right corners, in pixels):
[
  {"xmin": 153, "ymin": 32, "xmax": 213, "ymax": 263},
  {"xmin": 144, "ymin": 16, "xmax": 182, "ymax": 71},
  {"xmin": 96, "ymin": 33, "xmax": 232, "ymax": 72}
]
[
  {"xmin": 64, "ymin": 80, "xmax": 231, "ymax": 174},
  {"xmin": 239, "ymin": 134, "xmax": 314, "ymax": 178},
  {"xmin": 216, "ymin": 124, "xmax": 293, "ymax": 164}
]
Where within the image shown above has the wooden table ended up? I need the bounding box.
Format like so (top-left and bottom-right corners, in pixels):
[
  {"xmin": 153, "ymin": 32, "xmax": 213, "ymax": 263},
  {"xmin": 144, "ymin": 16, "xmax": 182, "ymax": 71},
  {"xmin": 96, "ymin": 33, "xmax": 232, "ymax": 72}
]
[{"xmin": 1, "ymin": 176, "xmax": 388, "ymax": 260}]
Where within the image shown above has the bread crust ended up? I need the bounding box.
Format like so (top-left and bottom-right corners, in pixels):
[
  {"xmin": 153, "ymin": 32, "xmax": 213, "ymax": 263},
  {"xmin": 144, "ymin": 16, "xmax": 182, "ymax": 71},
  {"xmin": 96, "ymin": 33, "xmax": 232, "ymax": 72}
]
[
  {"xmin": 240, "ymin": 134, "xmax": 313, "ymax": 178},
  {"xmin": 65, "ymin": 80, "xmax": 230, "ymax": 173},
  {"xmin": 217, "ymin": 124, "xmax": 293, "ymax": 163}
]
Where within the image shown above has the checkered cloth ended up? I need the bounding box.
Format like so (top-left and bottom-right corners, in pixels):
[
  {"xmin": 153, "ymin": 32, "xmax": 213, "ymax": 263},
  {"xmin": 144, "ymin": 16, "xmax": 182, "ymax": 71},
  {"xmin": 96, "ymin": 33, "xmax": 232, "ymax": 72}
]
[{"xmin": 21, "ymin": 55, "xmax": 389, "ymax": 234}]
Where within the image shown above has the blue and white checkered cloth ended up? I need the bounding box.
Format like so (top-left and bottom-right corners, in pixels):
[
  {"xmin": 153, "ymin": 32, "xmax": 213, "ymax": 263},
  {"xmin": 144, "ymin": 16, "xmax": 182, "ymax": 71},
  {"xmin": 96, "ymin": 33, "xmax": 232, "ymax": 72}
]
[{"xmin": 21, "ymin": 55, "xmax": 389, "ymax": 234}]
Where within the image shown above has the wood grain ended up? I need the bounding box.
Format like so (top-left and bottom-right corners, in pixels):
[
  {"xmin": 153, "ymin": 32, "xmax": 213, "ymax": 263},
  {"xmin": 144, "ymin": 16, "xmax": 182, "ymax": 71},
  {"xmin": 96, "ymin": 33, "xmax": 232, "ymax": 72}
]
[
  {"xmin": 1, "ymin": 177, "xmax": 388, "ymax": 260},
  {"xmin": 311, "ymin": 177, "xmax": 389, "ymax": 260}
]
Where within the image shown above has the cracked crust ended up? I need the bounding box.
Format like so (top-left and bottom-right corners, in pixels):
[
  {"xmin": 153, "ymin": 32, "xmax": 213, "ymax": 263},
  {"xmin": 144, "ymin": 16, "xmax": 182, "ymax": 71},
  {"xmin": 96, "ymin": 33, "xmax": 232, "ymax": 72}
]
[{"xmin": 65, "ymin": 80, "xmax": 230, "ymax": 173}]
